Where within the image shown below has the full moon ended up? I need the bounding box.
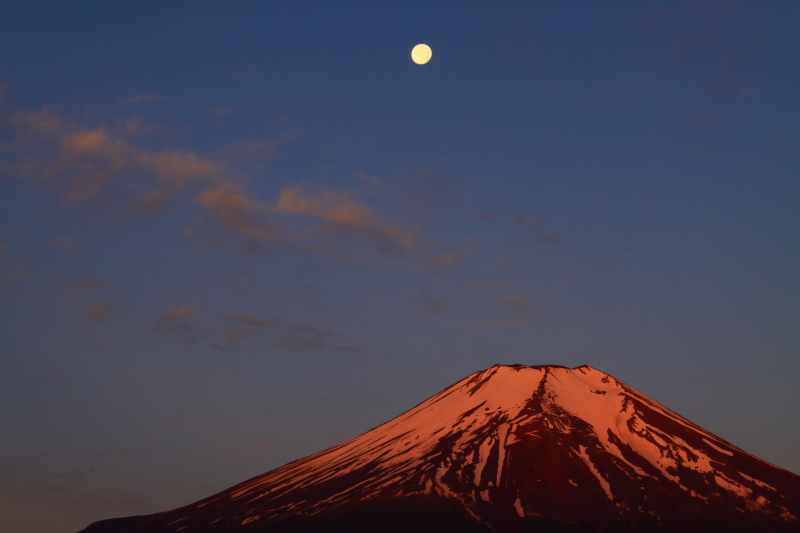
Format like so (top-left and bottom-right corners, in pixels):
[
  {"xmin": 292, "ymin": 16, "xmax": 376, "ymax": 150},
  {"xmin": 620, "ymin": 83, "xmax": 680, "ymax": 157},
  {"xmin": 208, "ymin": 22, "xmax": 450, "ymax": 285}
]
[{"xmin": 411, "ymin": 44, "xmax": 432, "ymax": 65}]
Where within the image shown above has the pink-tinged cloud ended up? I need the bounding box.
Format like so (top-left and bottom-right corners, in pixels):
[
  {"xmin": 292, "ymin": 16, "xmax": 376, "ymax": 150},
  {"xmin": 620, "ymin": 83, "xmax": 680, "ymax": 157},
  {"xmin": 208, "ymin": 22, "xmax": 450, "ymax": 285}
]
[
  {"xmin": 428, "ymin": 248, "xmax": 473, "ymax": 269},
  {"xmin": 228, "ymin": 313, "xmax": 268, "ymax": 327},
  {"xmin": 5, "ymin": 105, "xmax": 432, "ymax": 264},
  {"xmin": 6, "ymin": 108, "xmax": 227, "ymax": 206},
  {"xmin": 197, "ymin": 185, "xmax": 278, "ymax": 241},
  {"xmin": 8, "ymin": 106, "xmax": 66, "ymax": 137},
  {"xmin": 225, "ymin": 132, "xmax": 301, "ymax": 164},
  {"xmin": 154, "ymin": 303, "xmax": 197, "ymax": 325},
  {"xmin": 356, "ymin": 171, "xmax": 387, "ymax": 185},
  {"xmin": 220, "ymin": 313, "xmax": 271, "ymax": 346},
  {"xmin": 274, "ymin": 186, "xmax": 417, "ymax": 254},
  {"xmin": 80, "ymin": 300, "xmax": 115, "ymax": 323},
  {"xmin": 216, "ymin": 314, "xmax": 359, "ymax": 352},
  {"xmin": 271, "ymin": 323, "xmax": 341, "ymax": 352}
]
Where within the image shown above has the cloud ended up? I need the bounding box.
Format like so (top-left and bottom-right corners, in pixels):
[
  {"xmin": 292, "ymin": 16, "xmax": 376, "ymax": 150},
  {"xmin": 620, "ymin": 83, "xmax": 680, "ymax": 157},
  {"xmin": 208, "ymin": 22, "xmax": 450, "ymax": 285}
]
[
  {"xmin": 222, "ymin": 132, "xmax": 302, "ymax": 166},
  {"xmin": 513, "ymin": 215, "xmax": 541, "ymax": 227},
  {"xmin": 471, "ymin": 290, "xmax": 535, "ymax": 327},
  {"xmin": 419, "ymin": 292, "xmax": 449, "ymax": 314},
  {"xmin": 5, "ymin": 107, "xmax": 226, "ymax": 207},
  {"xmin": 229, "ymin": 313, "xmax": 268, "ymax": 327},
  {"xmin": 196, "ymin": 185, "xmax": 278, "ymax": 242},
  {"xmin": 270, "ymin": 323, "xmax": 342, "ymax": 352},
  {"xmin": 119, "ymin": 116, "xmax": 158, "ymax": 136},
  {"xmin": 356, "ymin": 171, "xmax": 387, "ymax": 185},
  {"xmin": 80, "ymin": 300, "xmax": 115, "ymax": 323},
  {"xmin": 3, "ymin": 103, "xmax": 435, "ymax": 265},
  {"xmin": 428, "ymin": 248, "xmax": 473, "ymax": 269},
  {"xmin": 218, "ymin": 313, "xmax": 272, "ymax": 347},
  {"xmin": 276, "ymin": 187, "xmax": 370, "ymax": 224},
  {"xmin": 4, "ymin": 105, "xmax": 294, "ymax": 249},
  {"xmin": 117, "ymin": 93, "xmax": 169, "ymax": 105},
  {"xmin": 154, "ymin": 303, "xmax": 197, "ymax": 325},
  {"xmin": 217, "ymin": 313, "xmax": 361, "ymax": 353},
  {"xmin": 274, "ymin": 186, "xmax": 418, "ymax": 255}
]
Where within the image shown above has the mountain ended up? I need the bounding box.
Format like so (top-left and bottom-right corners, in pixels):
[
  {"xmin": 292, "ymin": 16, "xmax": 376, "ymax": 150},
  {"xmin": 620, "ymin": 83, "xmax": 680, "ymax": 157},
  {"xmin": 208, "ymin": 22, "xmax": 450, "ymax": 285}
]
[{"xmin": 80, "ymin": 364, "xmax": 800, "ymax": 532}]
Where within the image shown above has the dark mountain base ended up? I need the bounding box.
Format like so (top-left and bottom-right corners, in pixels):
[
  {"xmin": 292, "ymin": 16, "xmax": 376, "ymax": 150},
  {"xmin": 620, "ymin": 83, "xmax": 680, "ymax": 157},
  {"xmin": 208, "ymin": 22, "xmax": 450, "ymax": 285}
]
[
  {"xmin": 261, "ymin": 495, "xmax": 493, "ymax": 533},
  {"xmin": 82, "ymin": 495, "xmax": 493, "ymax": 533},
  {"xmin": 81, "ymin": 493, "xmax": 799, "ymax": 533},
  {"xmin": 83, "ymin": 515, "xmax": 159, "ymax": 533}
]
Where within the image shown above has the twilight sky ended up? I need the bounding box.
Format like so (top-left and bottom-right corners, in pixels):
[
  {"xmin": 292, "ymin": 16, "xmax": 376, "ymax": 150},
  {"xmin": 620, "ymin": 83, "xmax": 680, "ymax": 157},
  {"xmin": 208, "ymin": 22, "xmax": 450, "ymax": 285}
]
[{"xmin": 1, "ymin": 2, "xmax": 799, "ymax": 532}]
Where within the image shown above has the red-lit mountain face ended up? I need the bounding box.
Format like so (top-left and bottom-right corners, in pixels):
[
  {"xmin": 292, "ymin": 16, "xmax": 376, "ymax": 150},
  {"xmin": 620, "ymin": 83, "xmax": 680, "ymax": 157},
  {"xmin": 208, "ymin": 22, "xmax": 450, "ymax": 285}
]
[{"xmin": 82, "ymin": 365, "xmax": 800, "ymax": 532}]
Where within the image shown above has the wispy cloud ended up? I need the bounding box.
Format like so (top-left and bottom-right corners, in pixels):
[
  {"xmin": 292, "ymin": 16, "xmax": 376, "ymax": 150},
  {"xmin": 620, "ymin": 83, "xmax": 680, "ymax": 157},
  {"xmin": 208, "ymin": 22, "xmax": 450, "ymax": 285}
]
[
  {"xmin": 3, "ymin": 104, "xmax": 444, "ymax": 266},
  {"xmin": 6, "ymin": 107, "xmax": 224, "ymax": 207},
  {"xmin": 271, "ymin": 323, "xmax": 342, "ymax": 352},
  {"xmin": 80, "ymin": 300, "xmax": 115, "ymax": 323},
  {"xmin": 355, "ymin": 171, "xmax": 387, "ymax": 185},
  {"xmin": 229, "ymin": 313, "xmax": 267, "ymax": 327},
  {"xmin": 216, "ymin": 313, "xmax": 361, "ymax": 353},
  {"xmin": 428, "ymin": 248, "xmax": 473, "ymax": 269},
  {"xmin": 218, "ymin": 313, "xmax": 272, "ymax": 347},
  {"xmin": 154, "ymin": 303, "xmax": 198, "ymax": 325},
  {"xmin": 472, "ymin": 290, "xmax": 535, "ymax": 327},
  {"xmin": 274, "ymin": 186, "xmax": 418, "ymax": 255},
  {"xmin": 197, "ymin": 184, "xmax": 277, "ymax": 241},
  {"xmin": 221, "ymin": 132, "xmax": 302, "ymax": 167}
]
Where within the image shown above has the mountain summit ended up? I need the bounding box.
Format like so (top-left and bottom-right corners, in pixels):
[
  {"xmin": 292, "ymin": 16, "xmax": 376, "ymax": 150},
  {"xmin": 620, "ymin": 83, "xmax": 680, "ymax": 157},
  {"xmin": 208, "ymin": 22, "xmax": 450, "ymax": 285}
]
[{"xmin": 82, "ymin": 364, "xmax": 800, "ymax": 532}]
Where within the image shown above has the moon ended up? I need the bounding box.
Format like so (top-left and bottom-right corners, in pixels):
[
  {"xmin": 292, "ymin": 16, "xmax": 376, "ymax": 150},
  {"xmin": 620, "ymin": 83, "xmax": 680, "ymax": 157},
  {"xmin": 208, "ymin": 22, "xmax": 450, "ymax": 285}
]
[{"xmin": 411, "ymin": 44, "xmax": 432, "ymax": 65}]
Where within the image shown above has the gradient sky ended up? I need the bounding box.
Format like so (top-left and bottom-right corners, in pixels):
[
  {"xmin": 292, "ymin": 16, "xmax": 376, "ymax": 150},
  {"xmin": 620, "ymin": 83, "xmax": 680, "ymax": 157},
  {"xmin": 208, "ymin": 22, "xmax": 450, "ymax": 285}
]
[{"xmin": 1, "ymin": 2, "xmax": 799, "ymax": 532}]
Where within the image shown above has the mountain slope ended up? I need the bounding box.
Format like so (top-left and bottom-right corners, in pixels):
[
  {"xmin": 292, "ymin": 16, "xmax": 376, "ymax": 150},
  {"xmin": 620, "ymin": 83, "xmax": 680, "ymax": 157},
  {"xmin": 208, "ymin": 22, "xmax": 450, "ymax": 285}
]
[{"xmin": 81, "ymin": 364, "xmax": 800, "ymax": 532}]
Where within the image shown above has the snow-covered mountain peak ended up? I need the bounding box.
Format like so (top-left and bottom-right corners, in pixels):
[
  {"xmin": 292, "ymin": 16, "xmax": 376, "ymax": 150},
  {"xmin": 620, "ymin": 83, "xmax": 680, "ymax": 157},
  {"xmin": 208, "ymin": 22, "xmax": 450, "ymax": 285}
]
[{"xmin": 81, "ymin": 364, "xmax": 800, "ymax": 533}]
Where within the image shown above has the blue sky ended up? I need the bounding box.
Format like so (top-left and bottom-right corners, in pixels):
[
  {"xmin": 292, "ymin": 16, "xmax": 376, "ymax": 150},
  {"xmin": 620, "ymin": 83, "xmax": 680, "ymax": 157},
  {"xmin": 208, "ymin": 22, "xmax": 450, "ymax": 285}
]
[{"xmin": 1, "ymin": 2, "xmax": 799, "ymax": 532}]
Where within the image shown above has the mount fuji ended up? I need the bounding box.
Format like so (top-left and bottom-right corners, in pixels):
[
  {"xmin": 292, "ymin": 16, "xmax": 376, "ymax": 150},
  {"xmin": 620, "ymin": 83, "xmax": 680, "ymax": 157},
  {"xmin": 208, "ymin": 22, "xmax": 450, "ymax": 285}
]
[{"xmin": 80, "ymin": 364, "xmax": 800, "ymax": 532}]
